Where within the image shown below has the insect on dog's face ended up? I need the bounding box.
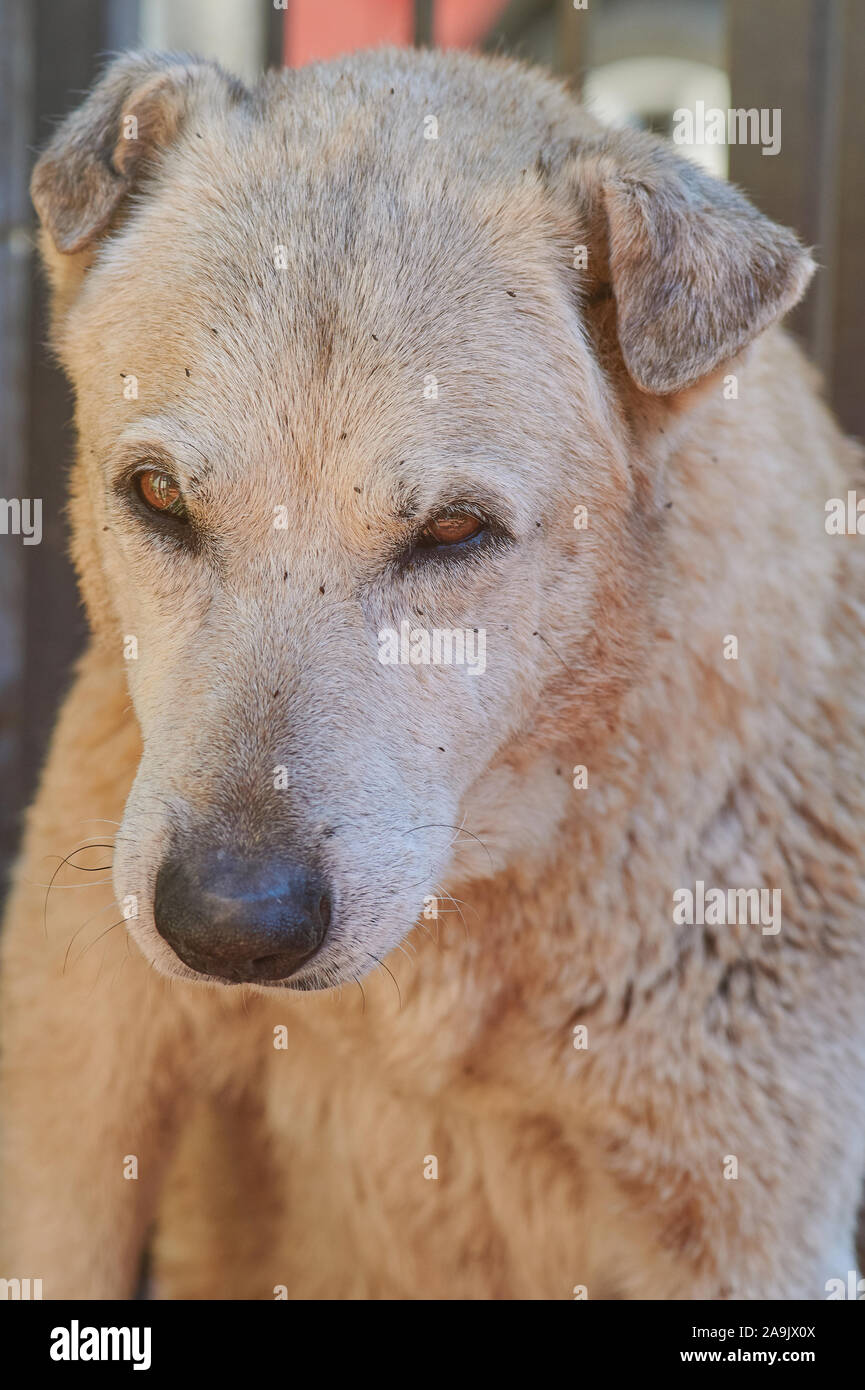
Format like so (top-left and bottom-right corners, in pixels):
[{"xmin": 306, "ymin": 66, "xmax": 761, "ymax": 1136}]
[{"xmin": 58, "ymin": 103, "xmax": 621, "ymax": 991}]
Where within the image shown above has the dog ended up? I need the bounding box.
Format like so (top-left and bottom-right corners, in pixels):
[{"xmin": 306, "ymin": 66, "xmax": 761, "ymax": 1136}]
[{"xmin": 2, "ymin": 44, "xmax": 864, "ymax": 1300}]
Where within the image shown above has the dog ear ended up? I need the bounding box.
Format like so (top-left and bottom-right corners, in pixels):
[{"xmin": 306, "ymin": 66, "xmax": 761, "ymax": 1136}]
[
  {"xmin": 567, "ymin": 129, "xmax": 815, "ymax": 396},
  {"xmin": 30, "ymin": 51, "xmax": 244, "ymax": 302}
]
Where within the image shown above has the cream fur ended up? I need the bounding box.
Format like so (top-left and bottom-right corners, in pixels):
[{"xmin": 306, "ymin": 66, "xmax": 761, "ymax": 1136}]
[{"xmin": 2, "ymin": 46, "xmax": 864, "ymax": 1300}]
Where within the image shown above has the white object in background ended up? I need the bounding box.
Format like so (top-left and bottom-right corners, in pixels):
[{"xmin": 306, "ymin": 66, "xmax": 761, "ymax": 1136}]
[
  {"xmin": 583, "ymin": 57, "xmax": 731, "ymax": 179},
  {"xmin": 140, "ymin": 0, "xmax": 267, "ymax": 85}
]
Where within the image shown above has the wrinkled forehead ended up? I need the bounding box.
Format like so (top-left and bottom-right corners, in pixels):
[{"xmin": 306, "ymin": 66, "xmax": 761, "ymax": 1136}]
[{"xmin": 66, "ymin": 117, "xmax": 584, "ymax": 514}]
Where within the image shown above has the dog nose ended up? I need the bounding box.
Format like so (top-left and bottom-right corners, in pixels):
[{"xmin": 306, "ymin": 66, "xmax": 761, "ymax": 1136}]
[{"xmin": 153, "ymin": 850, "xmax": 331, "ymax": 983}]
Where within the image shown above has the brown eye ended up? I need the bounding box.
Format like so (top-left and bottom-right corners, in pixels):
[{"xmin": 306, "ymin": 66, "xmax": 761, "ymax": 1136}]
[
  {"xmin": 135, "ymin": 468, "xmax": 188, "ymax": 520},
  {"xmin": 417, "ymin": 513, "xmax": 484, "ymax": 548}
]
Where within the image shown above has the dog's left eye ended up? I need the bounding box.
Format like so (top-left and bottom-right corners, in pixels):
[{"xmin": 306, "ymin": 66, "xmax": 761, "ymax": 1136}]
[
  {"xmin": 416, "ymin": 513, "xmax": 484, "ymax": 549},
  {"xmin": 134, "ymin": 468, "xmax": 189, "ymax": 521}
]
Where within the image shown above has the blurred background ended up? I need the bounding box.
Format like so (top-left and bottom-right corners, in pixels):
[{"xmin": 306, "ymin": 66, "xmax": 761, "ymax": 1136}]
[{"xmin": 1, "ymin": 0, "xmax": 864, "ymax": 901}]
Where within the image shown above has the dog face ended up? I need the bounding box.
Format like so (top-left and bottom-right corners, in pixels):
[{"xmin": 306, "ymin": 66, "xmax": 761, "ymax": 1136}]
[{"xmin": 32, "ymin": 49, "xmax": 811, "ymax": 989}]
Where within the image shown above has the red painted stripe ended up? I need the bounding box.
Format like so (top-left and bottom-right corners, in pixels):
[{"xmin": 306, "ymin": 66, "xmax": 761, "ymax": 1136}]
[{"xmin": 283, "ymin": 0, "xmax": 507, "ymax": 67}]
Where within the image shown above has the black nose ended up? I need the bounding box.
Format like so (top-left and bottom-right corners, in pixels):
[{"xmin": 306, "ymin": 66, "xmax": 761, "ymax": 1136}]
[{"xmin": 154, "ymin": 849, "xmax": 331, "ymax": 983}]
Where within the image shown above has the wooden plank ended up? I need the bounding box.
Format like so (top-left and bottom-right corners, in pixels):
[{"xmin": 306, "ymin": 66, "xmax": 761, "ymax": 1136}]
[
  {"xmin": 414, "ymin": 0, "xmax": 434, "ymax": 47},
  {"xmin": 827, "ymin": 0, "xmax": 865, "ymax": 441},
  {"xmin": 555, "ymin": 0, "xmax": 590, "ymax": 91},
  {"xmin": 267, "ymin": 0, "xmax": 286, "ymax": 68},
  {"xmin": 0, "ymin": 0, "xmax": 34, "ymax": 895},
  {"xmin": 728, "ymin": 0, "xmax": 833, "ymax": 358},
  {"xmin": 482, "ymin": 0, "xmax": 550, "ymax": 52},
  {"xmin": 22, "ymin": 2, "xmax": 111, "ymax": 822}
]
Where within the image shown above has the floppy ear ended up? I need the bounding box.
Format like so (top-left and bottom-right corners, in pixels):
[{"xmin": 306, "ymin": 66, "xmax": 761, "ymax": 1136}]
[
  {"xmin": 568, "ymin": 129, "xmax": 815, "ymax": 396},
  {"xmin": 30, "ymin": 51, "xmax": 245, "ymax": 305}
]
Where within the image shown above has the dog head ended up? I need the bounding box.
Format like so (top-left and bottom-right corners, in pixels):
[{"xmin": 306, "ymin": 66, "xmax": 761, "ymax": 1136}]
[{"xmin": 32, "ymin": 49, "xmax": 812, "ymax": 989}]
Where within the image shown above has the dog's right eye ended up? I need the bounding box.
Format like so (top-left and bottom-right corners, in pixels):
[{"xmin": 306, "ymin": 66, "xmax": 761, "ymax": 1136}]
[{"xmin": 134, "ymin": 468, "xmax": 189, "ymax": 522}]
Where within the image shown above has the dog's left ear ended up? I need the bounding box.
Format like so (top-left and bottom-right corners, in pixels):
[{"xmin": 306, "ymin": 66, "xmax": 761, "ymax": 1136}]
[{"xmin": 566, "ymin": 128, "xmax": 815, "ymax": 396}]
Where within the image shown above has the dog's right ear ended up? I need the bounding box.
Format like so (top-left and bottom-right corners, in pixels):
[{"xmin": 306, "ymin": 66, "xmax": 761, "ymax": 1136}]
[{"xmin": 31, "ymin": 51, "xmax": 244, "ymax": 308}]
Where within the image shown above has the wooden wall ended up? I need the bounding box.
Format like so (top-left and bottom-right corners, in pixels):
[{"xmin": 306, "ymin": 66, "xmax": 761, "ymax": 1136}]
[{"xmin": 1, "ymin": 1, "xmax": 139, "ymax": 899}]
